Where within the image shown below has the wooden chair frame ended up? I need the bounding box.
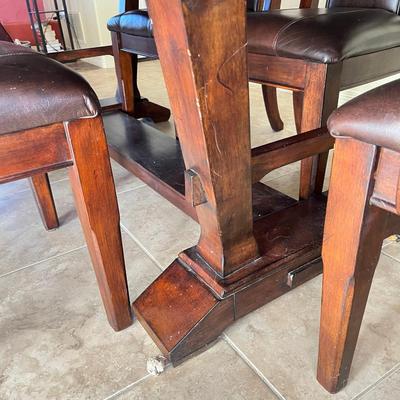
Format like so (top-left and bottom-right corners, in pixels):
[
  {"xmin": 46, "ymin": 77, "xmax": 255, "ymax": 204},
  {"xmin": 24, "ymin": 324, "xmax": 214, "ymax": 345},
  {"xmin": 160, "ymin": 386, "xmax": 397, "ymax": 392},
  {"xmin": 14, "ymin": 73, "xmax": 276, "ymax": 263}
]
[
  {"xmin": 113, "ymin": 0, "xmax": 283, "ymax": 126},
  {"xmin": 250, "ymin": 0, "xmax": 400, "ymax": 199},
  {"xmin": 0, "ymin": 116, "xmax": 132, "ymax": 332},
  {"xmin": 318, "ymin": 138, "xmax": 400, "ymax": 393}
]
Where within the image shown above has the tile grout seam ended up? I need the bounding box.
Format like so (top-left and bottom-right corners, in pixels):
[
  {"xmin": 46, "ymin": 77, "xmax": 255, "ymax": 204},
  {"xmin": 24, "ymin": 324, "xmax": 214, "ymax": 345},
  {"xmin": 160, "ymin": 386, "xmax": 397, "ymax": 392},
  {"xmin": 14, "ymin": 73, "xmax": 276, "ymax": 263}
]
[
  {"xmin": 120, "ymin": 222, "xmax": 164, "ymax": 272},
  {"xmin": 222, "ymin": 333, "xmax": 287, "ymax": 400},
  {"xmin": 0, "ymin": 244, "xmax": 87, "ymax": 279},
  {"xmin": 351, "ymin": 361, "xmax": 400, "ymax": 400},
  {"xmin": 102, "ymin": 373, "xmax": 153, "ymax": 400}
]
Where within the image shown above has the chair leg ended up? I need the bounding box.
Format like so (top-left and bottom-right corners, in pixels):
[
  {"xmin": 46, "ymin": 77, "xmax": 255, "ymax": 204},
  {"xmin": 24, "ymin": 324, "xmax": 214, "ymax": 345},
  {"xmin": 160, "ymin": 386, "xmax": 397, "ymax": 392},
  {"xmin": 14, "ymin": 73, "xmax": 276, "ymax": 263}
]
[
  {"xmin": 262, "ymin": 85, "xmax": 284, "ymax": 132},
  {"xmin": 111, "ymin": 32, "xmax": 171, "ymax": 123},
  {"xmin": 64, "ymin": 116, "xmax": 132, "ymax": 331},
  {"xmin": 317, "ymin": 138, "xmax": 387, "ymax": 393},
  {"xmin": 293, "ymin": 91, "xmax": 303, "ymax": 134},
  {"xmin": 298, "ymin": 63, "xmax": 341, "ymax": 199},
  {"xmin": 111, "ymin": 31, "xmax": 135, "ymax": 113},
  {"xmin": 30, "ymin": 173, "xmax": 59, "ymax": 230}
]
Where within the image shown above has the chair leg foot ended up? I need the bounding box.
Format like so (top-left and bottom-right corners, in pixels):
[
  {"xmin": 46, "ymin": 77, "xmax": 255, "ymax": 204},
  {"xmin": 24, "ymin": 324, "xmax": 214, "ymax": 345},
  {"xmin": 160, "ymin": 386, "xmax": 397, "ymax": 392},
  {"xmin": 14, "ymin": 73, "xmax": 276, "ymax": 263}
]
[
  {"xmin": 262, "ymin": 85, "xmax": 284, "ymax": 132},
  {"xmin": 30, "ymin": 173, "xmax": 59, "ymax": 230}
]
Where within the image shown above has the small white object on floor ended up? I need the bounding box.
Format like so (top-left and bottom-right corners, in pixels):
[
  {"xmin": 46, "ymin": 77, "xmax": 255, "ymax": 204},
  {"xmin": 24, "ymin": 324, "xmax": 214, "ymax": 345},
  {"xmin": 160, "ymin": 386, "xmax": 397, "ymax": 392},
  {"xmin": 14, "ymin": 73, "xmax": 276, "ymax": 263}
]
[{"xmin": 147, "ymin": 355, "xmax": 168, "ymax": 376}]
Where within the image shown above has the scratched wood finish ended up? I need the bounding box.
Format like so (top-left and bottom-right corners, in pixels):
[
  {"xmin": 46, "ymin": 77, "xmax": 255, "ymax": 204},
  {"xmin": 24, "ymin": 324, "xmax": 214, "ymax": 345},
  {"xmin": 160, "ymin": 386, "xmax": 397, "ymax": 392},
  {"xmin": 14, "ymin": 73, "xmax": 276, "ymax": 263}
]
[
  {"xmin": 147, "ymin": 0, "xmax": 258, "ymax": 275},
  {"xmin": 125, "ymin": 0, "xmax": 330, "ymax": 366}
]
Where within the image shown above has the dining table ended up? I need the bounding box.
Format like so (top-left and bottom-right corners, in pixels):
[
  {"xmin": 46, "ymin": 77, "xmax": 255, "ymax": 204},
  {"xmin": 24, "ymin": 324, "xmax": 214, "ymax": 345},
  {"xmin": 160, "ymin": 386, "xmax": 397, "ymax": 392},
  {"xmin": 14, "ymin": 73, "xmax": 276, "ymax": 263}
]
[{"xmin": 102, "ymin": 0, "xmax": 332, "ymax": 366}]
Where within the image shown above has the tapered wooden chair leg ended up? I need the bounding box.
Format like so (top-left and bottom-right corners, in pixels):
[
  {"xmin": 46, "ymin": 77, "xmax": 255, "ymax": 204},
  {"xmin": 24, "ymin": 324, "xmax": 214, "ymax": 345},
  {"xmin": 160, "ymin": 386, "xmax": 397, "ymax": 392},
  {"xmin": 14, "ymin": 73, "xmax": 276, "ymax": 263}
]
[
  {"xmin": 317, "ymin": 139, "xmax": 386, "ymax": 393},
  {"xmin": 298, "ymin": 64, "xmax": 340, "ymax": 199},
  {"xmin": 111, "ymin": 31, "xmax": 135, "ymax": 113},
  {"xmin": 293, "ymin": 91, "xmax": 303, "ymax": 134},
  {"xmin": 64, "ymin": 116, "xmax": 132, "ymax": 331},
  {"xmin": 262, "ymin": 85, "xmax": 284, "ymax": 132},
  {"xmin": 30, "ymin": 173, "xmax": 59, "ymax": 230}
]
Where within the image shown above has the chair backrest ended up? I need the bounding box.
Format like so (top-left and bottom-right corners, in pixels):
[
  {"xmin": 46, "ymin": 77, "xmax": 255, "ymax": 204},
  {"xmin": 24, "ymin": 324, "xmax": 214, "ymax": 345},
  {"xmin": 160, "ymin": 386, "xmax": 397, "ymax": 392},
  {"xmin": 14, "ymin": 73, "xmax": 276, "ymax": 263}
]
[
  {"xmin": 0, "ymin": 22, "xmax": 12, "ymax": 42},
  {"xmin": 326, "ymin": 0, "xmax": 400, "ymax": 13}
]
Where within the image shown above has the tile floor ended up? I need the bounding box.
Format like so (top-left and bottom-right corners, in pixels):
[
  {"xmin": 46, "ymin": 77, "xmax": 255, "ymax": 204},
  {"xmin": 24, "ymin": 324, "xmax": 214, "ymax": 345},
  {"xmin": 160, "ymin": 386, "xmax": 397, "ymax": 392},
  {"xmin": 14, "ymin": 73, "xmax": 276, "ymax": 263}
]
[{"xmin": 1, "ymin": 58, "xmax": 400, "ymax": 400}]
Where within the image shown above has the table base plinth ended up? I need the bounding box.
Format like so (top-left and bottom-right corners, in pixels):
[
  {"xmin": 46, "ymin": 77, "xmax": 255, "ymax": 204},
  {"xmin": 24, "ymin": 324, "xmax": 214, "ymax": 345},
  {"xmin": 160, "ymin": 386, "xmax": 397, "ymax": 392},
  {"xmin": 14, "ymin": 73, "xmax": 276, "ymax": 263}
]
[
  {"xmin": 103, "ymin": 110, "xmax": 326, "ymax": 364},
  {"xmin": 133, "ymin": 195, "xmax": 326, "ymax": 365}
]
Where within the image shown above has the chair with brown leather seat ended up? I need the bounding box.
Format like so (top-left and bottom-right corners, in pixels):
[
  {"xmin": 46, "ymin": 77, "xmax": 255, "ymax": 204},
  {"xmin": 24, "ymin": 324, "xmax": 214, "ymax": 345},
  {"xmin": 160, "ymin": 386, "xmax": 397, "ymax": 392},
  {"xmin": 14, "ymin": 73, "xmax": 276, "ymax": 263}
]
[
  {"xmin": 0, "ymin": 41, "xmax": 132, "ymax": 332},
  {"xmin": 317, "ymin": 78, "xmax": 400, "ymax": 393},
  {"xmin": 107, "ymin": 0, "xmax": 284, "ymax": 130},
  {"xmin": 247, "ymin": 0, "xmax": 400, "ymax": 199}
]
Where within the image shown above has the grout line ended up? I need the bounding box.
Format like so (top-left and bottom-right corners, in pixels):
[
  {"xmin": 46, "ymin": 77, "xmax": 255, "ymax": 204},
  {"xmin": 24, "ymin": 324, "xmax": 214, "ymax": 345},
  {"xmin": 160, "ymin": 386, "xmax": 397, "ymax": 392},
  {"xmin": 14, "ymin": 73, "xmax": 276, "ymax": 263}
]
[
  {"xmin": 0, "ymin": 245, "xmax": 87, "ymax": 279},
  {"xmin": 120, "ymin": 222, "xmax": 164, "ymax": 272},
  {"xmin": 116, "ymin": 183, "xmax": 147, "ymax": 195},
  {"xmin": 381, "ymin": 250, "xmax": 400, "ymax": 264},
  {"xmin": 223, "ymin": 333, "xmax": 287, "ymax": 400},
  {"xmin": 102, "ymin": 374, "xmax": 153, "ymax": 400},
  {"xmin": 351, "ymin": 361, "xmax": 400, "ymax": 400}
]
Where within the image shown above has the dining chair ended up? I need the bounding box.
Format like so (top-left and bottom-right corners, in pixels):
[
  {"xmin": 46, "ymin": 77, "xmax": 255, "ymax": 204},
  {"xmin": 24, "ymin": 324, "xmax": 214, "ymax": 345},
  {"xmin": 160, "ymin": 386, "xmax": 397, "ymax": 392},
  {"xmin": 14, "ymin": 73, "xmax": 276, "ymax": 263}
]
[
  {"xmin": 107, "ymin": 0, "xmax": 283, "ymax": 128},
  {"xmin": 247, "ymin": 0, "xmax": 400, "ymax": 199},
  {"xmin": 0, "ymin": 41, "xmax": 132, "ymax": 332},
  {"xmin": 318, "ymin": 78, "xmax": 400, "ymax": 393}
]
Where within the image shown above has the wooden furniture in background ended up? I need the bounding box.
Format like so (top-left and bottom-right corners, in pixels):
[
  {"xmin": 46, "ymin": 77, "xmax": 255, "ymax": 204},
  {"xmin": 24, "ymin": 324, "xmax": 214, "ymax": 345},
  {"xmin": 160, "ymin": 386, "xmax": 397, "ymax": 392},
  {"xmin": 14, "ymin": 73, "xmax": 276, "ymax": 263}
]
[
  {"xmin": 0, "ymin": 42, "xmax": 132, "ymax": 332},
  {"xmin": 247, "ymin": 0, "xmax": 400, "ymax": 199},
  {"xmin": 318, "ymin": 79, "xmax": 400, "ymax": 393},
  {"xmin": 108, "ymin": 0, "xmax": 282, "ymax": 127}
]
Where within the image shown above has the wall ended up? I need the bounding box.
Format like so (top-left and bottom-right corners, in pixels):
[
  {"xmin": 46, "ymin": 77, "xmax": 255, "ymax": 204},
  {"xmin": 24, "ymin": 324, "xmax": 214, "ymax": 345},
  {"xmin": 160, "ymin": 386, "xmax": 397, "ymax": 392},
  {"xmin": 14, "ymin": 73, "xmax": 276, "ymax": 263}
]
[
  {"xmin": 0, "ymin": 0, "xmax": 44, "ymax": 42},
  {"xmin": 64, "ymin": 0, "xmax": 118, "ymax": 67},
  {"xmin": 281, "ymin": 0, "xmax": 325, "ymax": 6}
]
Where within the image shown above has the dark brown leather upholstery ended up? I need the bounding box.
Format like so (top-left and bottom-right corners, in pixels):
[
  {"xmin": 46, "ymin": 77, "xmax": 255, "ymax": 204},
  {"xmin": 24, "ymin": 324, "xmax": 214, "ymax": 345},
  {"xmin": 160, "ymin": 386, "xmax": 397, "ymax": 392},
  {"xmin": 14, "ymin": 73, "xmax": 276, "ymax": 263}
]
[
  {"xmin": 247, "ymin": 8, "xmax": 400, "ymax": 63},
  {"xmin": 327, "ymin": 0, "xmax": 400, "ymax": 13},
  {"xmin": 328, "ymin": 79, "xmax": 400, "ymax": 152},
  {"xmin": 107, "ymin": 10, "xmax": 153, "ymax": 37},
  {"xmin": 109, "ymin": 5, "xmax": 400, "ymax": 65},
  {"xmin": 0, "ymin": 41, "xmax": 100, "ymax": 135},
  {"xmin": 107, "ymin": 1, "xmax": 265, "ymax": 37}
]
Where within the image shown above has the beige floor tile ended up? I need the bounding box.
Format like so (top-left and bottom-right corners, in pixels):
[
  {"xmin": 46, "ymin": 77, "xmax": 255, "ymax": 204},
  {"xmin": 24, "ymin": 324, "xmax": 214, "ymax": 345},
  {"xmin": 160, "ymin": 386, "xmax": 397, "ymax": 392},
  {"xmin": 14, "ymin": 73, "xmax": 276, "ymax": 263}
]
[
  {"xmin": 0, "ymin": 180, "xmax": 30, "ymax": 197},
  {"xmin": 359, "ymin": 367, "xmax": 400, "ymax": 400},
  {"xmin": 0, "ymin": 179, "xmax": 85, "ymax": 276},
  {"xmin": 265, "ymin": 170, "xmax": 300, "ymax": 199},
  {"xmin": 225, "ymin": 254, "xmax": 400, "ymax": 400},
  {"xmin": 0, "ymin": 233, "xmax": 161, "ymax": 400},
  {"xmin": 0, "ymin": 162, "xmax": 143, "ymax": 276},
  {"xmin": 118, "ymin": 341, "xmax": 278, "ymax": 400},
  {"xmin": 382, "ymin": 240, "xmax": 400, "ymax": 261},
  {"xmin": 118, "ymin": 186, "xmax": 199, "ymax": 269}
]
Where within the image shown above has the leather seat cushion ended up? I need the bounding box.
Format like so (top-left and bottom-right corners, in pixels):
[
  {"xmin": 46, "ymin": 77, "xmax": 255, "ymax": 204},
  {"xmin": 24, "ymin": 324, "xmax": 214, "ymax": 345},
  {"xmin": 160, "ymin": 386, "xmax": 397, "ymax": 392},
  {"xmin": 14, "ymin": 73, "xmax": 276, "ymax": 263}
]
[
  {"xmin": 108, "ymin": 8, "xmax": 400, "ymax": 64},
  {"xmin": 328, "ymin": 78, "xmax": 400, "ymax": 153},
  {"xmin": 107, "ymin": 0, "xmax": 263, "ymax": 36},
  {"xmin": 248, "ymin": 8, "xmax": 400, "ymax": 63},
  {"xmin": 107, "ymin": 10, "xmax": 153, "ymax": 37},
  {"xmin": 0, "ymin": 41, "xmax": 100, "ymax": 135}
]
